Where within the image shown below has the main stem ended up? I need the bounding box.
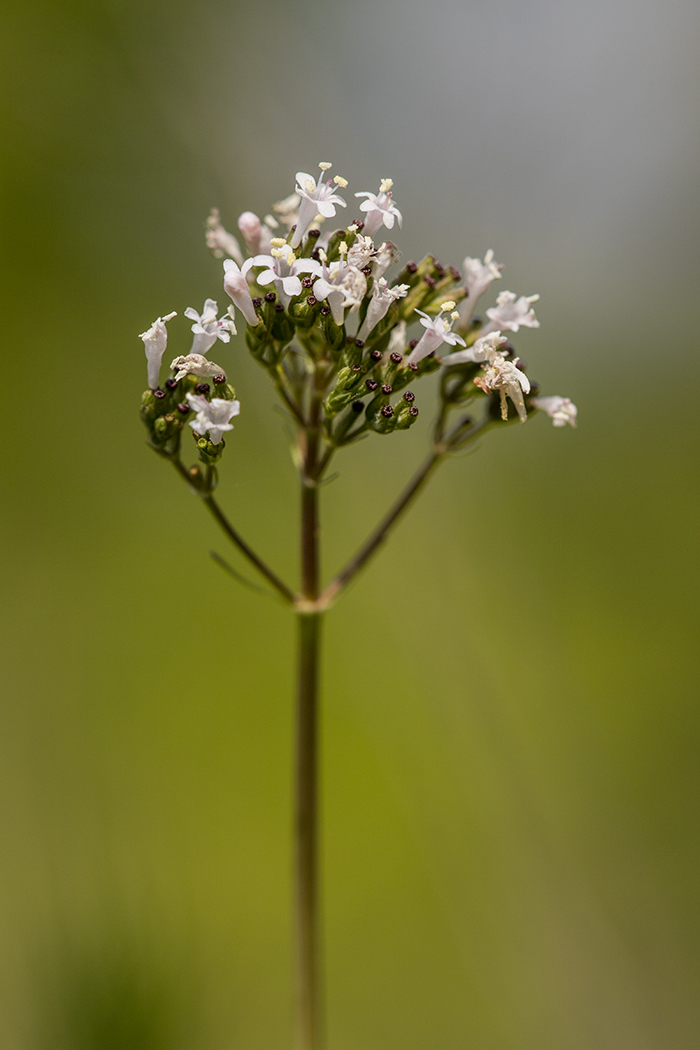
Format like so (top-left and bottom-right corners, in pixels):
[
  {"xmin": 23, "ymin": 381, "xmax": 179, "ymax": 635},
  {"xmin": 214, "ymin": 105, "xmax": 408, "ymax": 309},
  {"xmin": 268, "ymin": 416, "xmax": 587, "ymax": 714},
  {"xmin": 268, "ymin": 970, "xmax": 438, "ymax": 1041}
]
[{"xmin": 295, "ymin": 410, "xmax": 323, "ymax": 1050}]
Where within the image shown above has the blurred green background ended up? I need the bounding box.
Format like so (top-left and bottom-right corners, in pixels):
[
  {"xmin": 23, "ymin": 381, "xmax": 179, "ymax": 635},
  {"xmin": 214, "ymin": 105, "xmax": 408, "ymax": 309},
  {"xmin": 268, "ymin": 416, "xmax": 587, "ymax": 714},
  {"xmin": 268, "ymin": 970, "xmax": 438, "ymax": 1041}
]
[{"xmin": 1, "ymin": 0, "xmax": 699, "ymax": 1047}]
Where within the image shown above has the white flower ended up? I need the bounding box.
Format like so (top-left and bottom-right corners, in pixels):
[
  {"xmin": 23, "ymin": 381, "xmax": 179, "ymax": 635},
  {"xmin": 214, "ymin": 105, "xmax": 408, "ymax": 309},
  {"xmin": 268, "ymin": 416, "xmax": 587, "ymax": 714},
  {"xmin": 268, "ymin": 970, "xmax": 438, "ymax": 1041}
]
[
  {"xmin": 205, "ymin": 209, "xmax": 243, "ymax": 264},
  {"xmin": 184, "ymin": 298, "xmax": 235, "ymax": 357},
  {"xmin": 531, "ymin": 395, "xmax": 577, "ymax": 428},
  {"xmin": 347, "ymin": 234, "xmax": 376, "ymax": 270},
  {"xmin": 440, "ymin": 331, "xmax": 509, "ymax": 366},
  {"xmin": 357, "ymin": 279, "xmax": 409, "ymax": 341},
  {"xmin": 251, "ymin": 244, "xmax": 321, "ymax": 307},
  {"xmin": 313, "ymin": 255, "xmax": 366, "ymax": 325},
  {"xmin": 187, "ymin": 393, "xmax": 240, "ymax": 445},
  {"xmin": 458, "ymin": 250, "xmax": 502, "ymax": 322},
  {"xmin": 355, "ymin": 179, "xmax": 402, "ymax": 239},
  {"xmin": 406, "ymin": 309, "xmax": 466, "ymax": 365},
  {"xmin": 371, "ymin": 240, "xmax": 400, "ymax": 280},
  {"xmin": 223, "ymin": 258, "xmax": 260, "ymax": 326},
  {"xmin": 482, "ymin": 291, "xmax": 540, "ymax": 335},
  {"xmin": 474, "ymin": 351, "xmax": 530, "ymax": 423},
  {"xmin": 170, "ymin": 354, "xmax": 226, "ymax": 382},
  {"xmin": 291, "ymin": 165, "xmax": 347, "ymax": 248},
  {"xmin": 140, "ymin": 312, "xmax": 177, "ymax": 389},
  {"xmin": 387, "ymin": 320, "xmax": 407, "ymax": 357}
]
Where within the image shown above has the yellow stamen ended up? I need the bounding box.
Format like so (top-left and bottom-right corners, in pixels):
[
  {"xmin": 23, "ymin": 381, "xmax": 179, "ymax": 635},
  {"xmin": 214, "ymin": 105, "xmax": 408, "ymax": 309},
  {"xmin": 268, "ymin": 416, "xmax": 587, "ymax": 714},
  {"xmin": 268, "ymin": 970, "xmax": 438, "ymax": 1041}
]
[
  {"xmin": 441, "ymin": 300, "xmax": 456, "ymax": 312},
  {"xmin": 333, "ymin": 175, "xmax": 348, "ymax": 188},
  {"xmin": 451, "ymin": 311, "xmax": 460, "ymax": 321},
  {"xmin": 270, "ymin": 237, "xmax": 287, "ymax": 247},
  {"xmin": 339, "ymin": 241, "xmax": 348, "ymax": 256},
  {"xmin": 305, "ymin": 179, "xmax": 315, "ymax": 194},
  {"xmin": 379, "ymin": 178, "xmax": 393, "ymax": 193},
  {"xmin": 318, "ymin": 162, "xmax": 332, "ymax": 171}
]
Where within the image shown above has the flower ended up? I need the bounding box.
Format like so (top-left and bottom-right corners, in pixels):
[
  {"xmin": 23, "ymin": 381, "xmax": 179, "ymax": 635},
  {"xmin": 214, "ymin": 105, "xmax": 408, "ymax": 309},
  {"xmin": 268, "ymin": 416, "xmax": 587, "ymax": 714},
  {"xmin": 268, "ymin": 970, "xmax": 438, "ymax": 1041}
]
[
  {"xmin": 251, "ymin": 243, "xmax": 321, "ymax": 307},
  {"xmin": 459, "ymin": 250, "xmax": 502, "ymax": 322},
  {"xmin": 170, "ymin": 354, "xmax": 227, "ymax": 382},
  {"xmin": 371, "ymin": 240, "xmax": 400, "ymax": 280},
  {"xmin": 187, "ymin": 393, "xmax": 240, "ymax": 445},
  {"xmin": 347, "ymin": 234, "xmax": 376, "ymax": 270},
  {"xmin": 440, "ymin": 331, "xmax": 509, "ymax": 366},
  {"xmin": 291, "ymin": 164, "xmax": 347, "ymax": 249},
  {"xmin": 184, "ymin": 299, "xmax": 235, "ymax": 357},
  {"xmin": 474, "ymin": 352, "xmax": 530, "ymax": 423},
  {"xmin": 205, "ymin": 209, "xmax": 243, "ymax": 264},
  {"xmin": 531, "ymin": 395, "xmax": 577, "ymax": 427},
  {"xmin": 237, "ymin": 211, "xmax": 273, "ymax": 256},
  {"xmin": 406, "ymin": 308, "xmax": 466, "ymax": 364},
  {"xmin": 356, "ymin": 278, "xmax": 409, "ymax": 341},
  {"xmin": 223, "ymin": 258, "xmax": 260, "ymax": 326},
  {"xmin": 355, "ymin": 180, "xmax": 402, "ymax": 239},
  {"xmin": 140, "ymin": 312, "xmax": 177, "ymax": 389},
  {"xmin": 481, "ymin": 291, "xmax": 540, "ymax": 336},
  {"xmin": 312, "ymin": 251, "xmax": 366, "ymax": 325}
]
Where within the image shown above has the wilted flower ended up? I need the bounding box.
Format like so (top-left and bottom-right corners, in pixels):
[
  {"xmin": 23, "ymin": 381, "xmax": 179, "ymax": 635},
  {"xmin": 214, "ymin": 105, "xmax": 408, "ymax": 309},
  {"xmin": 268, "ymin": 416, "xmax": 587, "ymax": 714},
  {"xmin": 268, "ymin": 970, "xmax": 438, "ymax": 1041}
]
[
  {"xmin": 531, "ymin": 395, "xmax": 577, "ymax": 427},
  {"xmin": 187, "ymin": 393, "xmax": 241, "ymax": 445},
  {"xmin": 474, "ymin": 352, "xmax": 530, "ymax": 422},
  {"xmin": 170, "ymin": 354, "xmax": 226, "ymax": 382},
  {"xmin": 140, "ymin": 312, "xmax": 177, "ymax": 389}
]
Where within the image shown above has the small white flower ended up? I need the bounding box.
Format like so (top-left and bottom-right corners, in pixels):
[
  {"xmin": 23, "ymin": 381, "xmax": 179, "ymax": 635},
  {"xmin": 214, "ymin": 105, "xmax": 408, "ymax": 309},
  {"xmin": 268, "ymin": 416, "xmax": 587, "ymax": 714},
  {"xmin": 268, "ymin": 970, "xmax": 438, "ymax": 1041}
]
[
  {"xmin": 184, "ymin": 299, "xmax": 235, "ymax": 357},
  {"xmin": 482, "ymin": 291, "xmax": 540, "ymax": 335},
  {"xmin": 371, "ymin": 240, "xmax": 400, "ymax": 280},
  {"xmin": 531, "ymin": 395, "xmax": 577, "ymax": 428},
  {"xmin": 387, "ymin": 320, "xmax": 407, "ymax": 357},
  {"xmin": 347, "ymin": 234, "xmax": 376, "ymax": 270},
  {"xmin": 474, "ymin": 351, "xmax": 530, "ymax": 423},
  {"xmin": 313, "ymin": 257, "xmax": 366, "ymax": 325},
  {"xmin": 292, "ymin": 165, "xmax": 347, "ymax": 248},
  {"xmin": 458, "ymin": 249, "xmax": 502, "ymax": 323},
  {"xmin": 187, "ymin": 393, "xmax": 240, "ymax": 445},
  {"xmin": 440, "ymin": 331, "xmax": 509, "ymax": 366},
  {"xmin": 223, "ymin": 258, "xmax": 260, "ymax": 326},
  {"xmin": 406, "ymin": 309, "xmax": 466, "ymax": 365},
  {"xmin": 140, "ymin": 312, "xmax": 177, "ymax": 389},
  {"xmin": 205, "ymin": 209, "xmax": 243, "ymax": 264},
  {"xmin": 170, "ymin": 354, "xmax": 226, "ymax": 382},
  {"xmin": 251, "ymin": 246, "xmax": 321, "ymax": 307},
  {"xmin": 355, "ymin": 180, "xmax": 402, "ymax": 239},
  {"xmin": 357, "ymin": 279, "xmax": 409, "ymax": 341}
]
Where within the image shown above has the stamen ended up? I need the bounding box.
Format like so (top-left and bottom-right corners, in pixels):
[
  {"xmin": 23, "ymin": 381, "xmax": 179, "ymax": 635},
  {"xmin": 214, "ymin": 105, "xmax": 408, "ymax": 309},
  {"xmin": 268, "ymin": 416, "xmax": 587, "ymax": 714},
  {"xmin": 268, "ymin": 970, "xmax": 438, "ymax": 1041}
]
[
  {"xmin": 379, "ymin": 179, "xmax": 393, "ymax": 193},
  {"xmin": 333, "ymin": 175, "xmax": 348, "ymax": 188},
  {"xmin": 319, "ymin": 162, "xmax": 332, "ymax": 171}
]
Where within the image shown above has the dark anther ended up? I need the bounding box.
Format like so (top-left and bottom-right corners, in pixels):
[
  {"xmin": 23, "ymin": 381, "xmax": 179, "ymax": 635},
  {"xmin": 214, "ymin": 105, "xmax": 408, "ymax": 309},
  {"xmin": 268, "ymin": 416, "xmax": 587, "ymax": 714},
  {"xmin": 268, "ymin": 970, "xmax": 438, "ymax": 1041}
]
[
  {"xmin": 366, "ymin": 378, "xmax": 379, "ymax": 391},
  {"xmin": 515, "ymin": 359, "xmax": 527, "ymax": 371},
  {"xmin": 302, "ymin": 275, "xmax": 314, "ymax": 288},
  {"xmin": 307, "ymin": 295, "xmax": 317, "ymax": 306},
  {"xmin": 275, "ymin": 303, "xmax": 285, "ymax": 313},
  {"xmin": 390, "ymin": 351, "xmax": 402, "ymax": 364},
  {"xmin": 351, "ymin": 364, "xmax": 362, "ymax": 372},
  {"xmin": 264, "ymin": 291, "xmax": 276, "ymax": 303},
  {"xmin": 370, "ymin": 349, "xmax": 382, "ymax": 362},
  {"xmin": 213, "ymin": 374, "xmax": 226, "ymax": 384},
  {"xmin": 361, "ymin": 265, "xmax": 372, "ymax": 275},
  {"xmin": 252, "ymin": 297, "xmax": 263, "ymax": 309},
  {"xmin": 406, "ymin": 261, "xmax": 418, "ymax": 273},
  {"xmin": 165, "ymin": 378, "xmax": 178, "ymax": 391},
  {"xmin": 164, "ymin": 413, "xmax": 175, "ymax": 423},
  {"xmin": 408, "ymin": 339, "xmax": 419, "ymax": 350},
  {"xmin": 312, "ymin": 249, "xmax": 321, "ymax": 261},
  {"xmin": 381, "ymin": 404, "xmax": 394, "ymax": 418},
  {"xmin": 449, "ymin": 266, "xmax": 461, "ymax": 282},
  {"xmin": 403, "ymin": 390, "xmax": 415, "ymax": 403},
  {"xmin": 409, "ymin": 406, "xmax": 419, "ymax": 417},
  {"xmin": 290, "ymin": 224, "xmax": 297, "ymax": 232},
  {"xmin": 195, "ymin": 382, "xmax": 210, "ymax": 395},
  {"xmin": 334, "ymin": 229, "xmax": 345, "ymax": 239},
  {"xmin": 354, "ymin": 338, "xmax": 365, "ymax": 349},
  {"xmin": 154, "ymin": 389, "xmax": 166, "ymax": 399},
  {"xmin": 381, "ymin": 383, "xmax": 393, "ymax": 395},
  {"xmin": 409, "ymin": 362, "xmax": 419, "ymax": 372},
  {"xmin": 320, "ymin": 304, "xmax": 331, "ymax": 316},
  {"xmin": 351, "ymin": 220, "xmax": 364, "ymax": 230},
  {"xmin": 176, "ymin": 402, "xmax": 189, "ymax": 415},
  {"xmin": 351, "ymin": 400, "xmax": 364, "ymax": 412},
  {"xmin": 307, "ymin": 228, "xmax": 321, "ymax": 239},
  {"xmin": 433, "ymin": 261, "xmax": 445, "ymax": 277},
  {"xmin": 423, "ymin": 275, "xmax": 436, "ymax": 289}
]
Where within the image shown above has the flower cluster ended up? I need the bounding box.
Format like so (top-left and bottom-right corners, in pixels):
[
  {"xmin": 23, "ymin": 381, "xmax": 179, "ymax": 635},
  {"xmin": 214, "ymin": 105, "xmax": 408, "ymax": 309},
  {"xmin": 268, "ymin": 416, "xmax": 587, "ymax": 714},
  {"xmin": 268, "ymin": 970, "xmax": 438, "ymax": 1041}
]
[{"xmin": 139, "ymin": 161, "xmax": 576, "ymax": 483}]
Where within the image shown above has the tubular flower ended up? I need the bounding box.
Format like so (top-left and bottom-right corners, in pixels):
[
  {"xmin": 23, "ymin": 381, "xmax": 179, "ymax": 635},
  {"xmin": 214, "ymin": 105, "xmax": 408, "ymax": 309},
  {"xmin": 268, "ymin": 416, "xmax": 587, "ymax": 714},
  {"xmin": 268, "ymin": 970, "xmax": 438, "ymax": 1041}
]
[
  {"xmin": 140, "ymin": 312, "xmax": 177, "ymax": 389},
  {"xmin": 205, "ymin": 209, "xmax": 244, "ymax": 264},
  {"xmin": 459, "ymin": 250, "xmax": 502, "ymax": 322},
  {"xmin": 355, "ymin": 180, "xmax": 402, "ymax": 239},
  {"xmin": 223, "ymin": 258, "xmax": 260, "ymax": 326},
  {"xmin": 440, "ymin": 331, "xmax": 509, "ymax": 366},
  {"xmin": 184, "ymin": 299, "xmax": 235, "ymax": 357},
  {"xmin": 313, "ymin": 250, "xmax": 366, "ymax": 325},
  {"xmin": 292, "ymin": 164, "xmax": 347, "ymax": 249},
  {"xmin": 170, "ymin": 354, "xmax": 227, "ymax": 382},
  {"xmin": 531, "ymin": 396, "xmax": 578, "ymax": 427},
  {"xmin": 371, "ymin": 241, "xmax": 400, "ymax": 280},
  {"xmin": 237, "ymin": 211, "xmax": 274, "ymax": 256},
  {"xmin": 474, "ymin": 352, "xmax": 530, "ymax": 423},
  {"xmin": 481, "ymin": 291, "xmax": 540, "ymax": 336},
  {"xmin": 187, "ymin": 393, "xmax": 241, "ymax": 445},
  {"xmin": 357, "ymin": 279, "xmax": 409, "ymax": 341},
  {"xmin": 251, "ymin": 243, "xmax": 321, "ymax": 307},
  {"xmin": 406, "ymin": 308, "xmax": 466, "ymax": 365}
]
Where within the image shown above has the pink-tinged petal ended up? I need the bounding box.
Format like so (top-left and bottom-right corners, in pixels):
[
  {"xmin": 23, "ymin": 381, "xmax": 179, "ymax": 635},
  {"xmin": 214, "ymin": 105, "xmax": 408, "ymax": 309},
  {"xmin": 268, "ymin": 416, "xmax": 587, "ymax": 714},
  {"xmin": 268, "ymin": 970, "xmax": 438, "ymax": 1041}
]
[
  {"xmin": 393, "ymin": 208, "xmax": 403, "ymax": 226},
  {"xmin": 383, "ymin": 212, "xmax": 395, "ymax": 229},
  {"xmin": 354, "ymin": 191, "xmax": 372, "ymax": 200},
  {"xmin": 358, "ymin": 199, "xmax": 372, "ymax": 213}
]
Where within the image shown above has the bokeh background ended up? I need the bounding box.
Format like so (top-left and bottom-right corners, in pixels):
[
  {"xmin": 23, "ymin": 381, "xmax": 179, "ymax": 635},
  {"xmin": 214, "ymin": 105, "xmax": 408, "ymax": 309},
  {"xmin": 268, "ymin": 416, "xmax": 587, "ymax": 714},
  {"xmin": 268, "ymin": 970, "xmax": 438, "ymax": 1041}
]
[{"xmin": 1, "ymin": 0, "xmax": 699, "ymax": 1047}]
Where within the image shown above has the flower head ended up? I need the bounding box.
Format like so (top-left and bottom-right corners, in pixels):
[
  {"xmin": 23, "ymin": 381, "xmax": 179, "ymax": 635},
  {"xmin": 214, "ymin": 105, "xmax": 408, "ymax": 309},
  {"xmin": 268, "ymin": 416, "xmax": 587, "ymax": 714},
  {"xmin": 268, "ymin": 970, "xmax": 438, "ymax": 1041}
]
[
  {"xmin": 482, "ymin": 291, "xmax": 540, "ymax": 335},
  {"xmin": 187, "ymin": 393, "xmax": 240, "ymax": 445},
  {"xmin": 355, "ymin": 180, "xmax": 402, "ymax": 239},
  {"xmin": 184, "ymin": 299, "xmax": 235, "ymax": 357},
  {"xmin": 223, "ymin": 258, "xmax": 260, "ymax": 326},
  {"xmin": 140, "ymin": 312, "xmax": 177, "ymax": 389},
  {"xmin": 313, "ymin": 252, "xmax": 366, "ymax": 326},
  {"xmin": 531, "ymin": 395, "xmax": 577, "ymax": 428},
  {"xmin": 347, "ymin": 234, "xmax": 377, "ymax": 270},
  {"xmin": 205, "ymin": 209, "xmax": 243, "ymax": 264},
  {"xmin": 292, "ymin": 164, "xmax": 347, "ymax": 249},
  {"xmin": 474, "ymin": 351, "xmax": 530, "ymax": 423},
  {"xmin": 170, "ymin": 354, "xmax": 226, "ymax": 382},
  {"xmin": 406, "ymin": 308, "xmax": 466, "ymax": 365},
  {"xmin": 357, "ymin": 279, "xmax": 409, "ymax": 342}
]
